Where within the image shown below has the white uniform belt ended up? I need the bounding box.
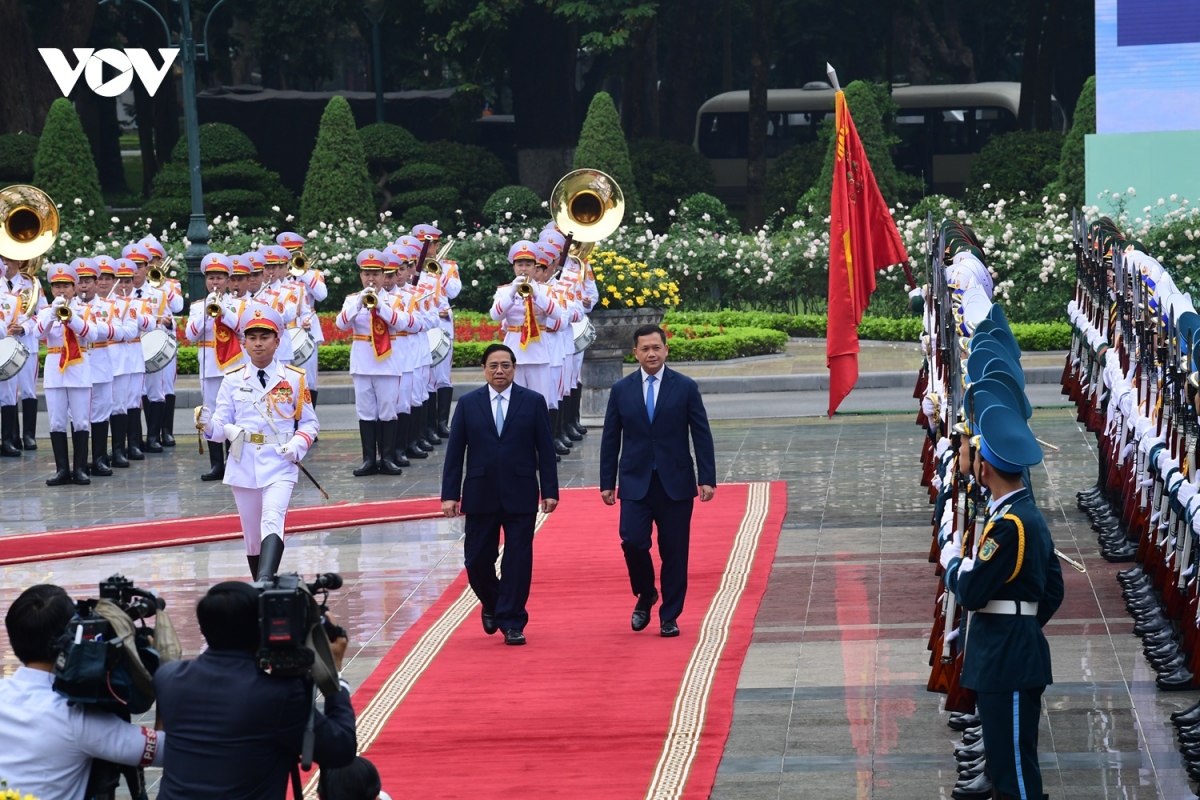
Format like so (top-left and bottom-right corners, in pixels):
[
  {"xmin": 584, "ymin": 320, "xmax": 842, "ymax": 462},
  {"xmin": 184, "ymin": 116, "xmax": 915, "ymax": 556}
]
[
  {"xmin": 245, "ymin": 431, "xmax": 291, "ymax": 446},
  {"xmin": 979, "ymin": 600, "xmax": 1038, "ymax": 616}
]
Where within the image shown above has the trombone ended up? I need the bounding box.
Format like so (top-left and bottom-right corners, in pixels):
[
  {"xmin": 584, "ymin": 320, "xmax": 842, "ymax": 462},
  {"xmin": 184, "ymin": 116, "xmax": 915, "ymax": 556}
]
[
  {"xmin": 0, "ymin": 185, "xmax": 59, "ymax": 320},
  {"xmin": 148, "ymin": 265, "xmax": 166, "ymax": 288},
  {"xmin": 424, "ymin": 240, "xmax": 456, "ymax": 275},
  {"xmin": 290, "ymin": 250, "xmax": 311, "ymax": 277}
]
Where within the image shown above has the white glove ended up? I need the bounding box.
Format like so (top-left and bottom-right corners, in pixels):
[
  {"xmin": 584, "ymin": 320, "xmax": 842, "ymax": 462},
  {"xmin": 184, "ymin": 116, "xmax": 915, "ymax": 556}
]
[
  {"xmin": 939, "ymin": 525, "xmax": 964, "ymax": 570},
  {"xmin": 223, "ymin": 423, "xmax": 243, "ymax": 443},
  {"xmin": 52, "ymin": 295, "xmax": 66, "ymax": 307},
  {"xmin": 197, "ymin": 405, "xmax": 213, "ymax": 427},
  {"xmin": 278, "ymin": 435, "xmax": 305, "ymax": 463}
]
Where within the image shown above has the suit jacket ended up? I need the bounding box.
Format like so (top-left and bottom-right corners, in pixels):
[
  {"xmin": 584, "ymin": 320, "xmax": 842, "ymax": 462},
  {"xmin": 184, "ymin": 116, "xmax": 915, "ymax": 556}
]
[
  {"xmin": 945, "ymin": 488, "xmax": 1065, "ymax": 692},
  {"xmin": 599, "ymin": 366, "xmax": 717, "ymax": 502},
  {"xmin": 441, "ymin": 383, "xmax": 559, "ymax": 514},
  {"xmin": 153, "ymin": 649, "xmax": 356, "ymax": 800}
]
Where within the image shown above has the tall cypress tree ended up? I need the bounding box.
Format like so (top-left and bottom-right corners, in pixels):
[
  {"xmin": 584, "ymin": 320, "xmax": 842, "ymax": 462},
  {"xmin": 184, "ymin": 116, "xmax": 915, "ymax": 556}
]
[
  {"xmin": 573, "ymin": 92, "xmax": 641, "ymax": 213},
  {"xmin": 300, "ymin": 96, "xmax": 374, "ymax": 230},
  {"xmin": 32, "ymin": 98, "xmax": 106, "ymax": 239}
]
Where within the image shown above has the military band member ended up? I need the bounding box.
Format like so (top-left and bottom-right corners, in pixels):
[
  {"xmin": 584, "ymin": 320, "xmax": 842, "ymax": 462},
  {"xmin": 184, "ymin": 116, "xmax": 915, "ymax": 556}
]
[
  {"xmin": 246, "ymin": 255, "xmax": 266, "ymax": 298},
  {"xmin": 529, "ymin": 244, "xmax": 573, "ymax": 456},
  {"xmin": 73, "ymin": 258, "xmax": 119, "ymax": 477},
  {"xmin": 2, "ymin": 253, "xmax": 45, "ymax": 450},
  {"xmin": 112, "ymin": 258, "xmax": 155, "ymax": 462},
  {"xmin": 382, "ymin": 247, "xmax": 417, "ymax": 467},
  {"xmin": 0, "ymin": 281, "xmax": 23, "ymax": 456},
  {"xmin": 93, "ymin": 256, "xmax": 128, "ymax": 468},
  {"xmin": 24, "ymin": 263, "xmax": 99, "ymax": 486},
  {"xmin": 940, "ymin": 404, "xmax": 1063, "ymax": 800},
  {"xmin": 557, "ymin": 243, "xmax": 597, "ymax": 440},
  {"xmin": 277, "ymin": 232, "xmax": 327, "ymax": 406},
  {"xmin": 413, "ymin": 248, "xmax": 446, "ymax": 451},
  {"xmin": 255, "ymin": 246, "xmax": 299, "ymax": 366},
  {"xmin": 491, "ymin": 241, "xmax": 563, "ymax": 412},
  {"xmin": 186, "ymin": 254, "xmax": 247, "ymax": 482},
  {"xmin": 122, "ymin": 242, "xmax": 169, "ymax": 454},
  {"xmin": 412, "ymin": 223, "xmax": 460, "ymax": 440},
  {"xmin": 140, "ymin": 236, "xmax": 184, "ymax": 446},
  {"xmin": 197, "ymin": 305, "xmax": 319, "ymax": 581},
  {"xmin": 336, "ymin": 249, "xmax": 418, "ymax": 476}
]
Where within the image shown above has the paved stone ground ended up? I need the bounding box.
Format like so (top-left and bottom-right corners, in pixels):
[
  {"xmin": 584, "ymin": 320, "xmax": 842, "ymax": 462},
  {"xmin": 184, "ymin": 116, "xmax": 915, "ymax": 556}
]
[{"xmin": 0, "ymin": 401, "xmax": 1192, "ymax": 798}]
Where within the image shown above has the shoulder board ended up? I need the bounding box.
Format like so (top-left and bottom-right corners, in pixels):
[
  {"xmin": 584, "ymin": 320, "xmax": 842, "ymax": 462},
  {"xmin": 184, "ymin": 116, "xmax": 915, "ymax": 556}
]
[{"xmin": 286, "ymin": 364, "xmax": 306, "ymax": 374}]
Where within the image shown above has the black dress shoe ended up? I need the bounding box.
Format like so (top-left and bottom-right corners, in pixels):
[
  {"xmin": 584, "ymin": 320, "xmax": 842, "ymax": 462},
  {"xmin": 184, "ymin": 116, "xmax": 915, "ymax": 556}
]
[
  {"xmin": 481, "ymin": 608, "xmax": 498, "ymax": 635},
  {"xmin": 632, "ymin": 589, "xmax": 658, "ymax": 631},
  {"xmin": 1157, "ymin": 666, "xmax": 1195, "ymax": 690},
  {"xmin": 660, "ymin": 619, "xmax": 680, "ymax": 637},
  {"xmin": 503, "ymin": 629, "xmax": 526, "ymax": 645},
  {"xmin": 948, "ymin": 713, "xmax": 980, "ymax": 731},
  {"xmin": 1172, "ymin": 701, "xmax": 1200, "ymax": 722}
]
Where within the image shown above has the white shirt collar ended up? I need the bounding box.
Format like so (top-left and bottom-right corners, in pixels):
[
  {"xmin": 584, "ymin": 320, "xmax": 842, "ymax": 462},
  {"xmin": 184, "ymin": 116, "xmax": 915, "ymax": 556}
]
[
  {"xmin": 640, "ymin": 367, "xmax": 664, "ymax": 383},
  {"xmin": 988, "ymin": 487, "xmax": 1024, "ymax": 513},
  {"xmin": 489, "ymin": 384, "xmax": 512, "ymax": 402}
]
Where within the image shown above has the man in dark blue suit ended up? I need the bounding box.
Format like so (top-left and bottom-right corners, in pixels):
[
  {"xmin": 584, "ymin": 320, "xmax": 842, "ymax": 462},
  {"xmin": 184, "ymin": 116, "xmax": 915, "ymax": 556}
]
[
  {"xmin": 600, "ymin": 324, "xmax": 716, "ymax": 637},
  {"xmin": 442, "ymin": 343, "xmax": 559, "ymax": 645}
]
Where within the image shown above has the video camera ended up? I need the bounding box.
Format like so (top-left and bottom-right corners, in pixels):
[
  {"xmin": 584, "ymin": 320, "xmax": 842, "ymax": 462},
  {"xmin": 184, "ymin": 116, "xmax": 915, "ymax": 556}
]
[{"xmin": 256, "ymin": 571, "xmax": 344, "ymax": 678}]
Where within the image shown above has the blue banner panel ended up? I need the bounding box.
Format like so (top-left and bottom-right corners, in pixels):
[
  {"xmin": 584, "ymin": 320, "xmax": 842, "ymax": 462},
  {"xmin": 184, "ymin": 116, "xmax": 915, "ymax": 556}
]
[{"xmin": 1118, "ymin": 0, "xmax": 1200, "ymax": 46}]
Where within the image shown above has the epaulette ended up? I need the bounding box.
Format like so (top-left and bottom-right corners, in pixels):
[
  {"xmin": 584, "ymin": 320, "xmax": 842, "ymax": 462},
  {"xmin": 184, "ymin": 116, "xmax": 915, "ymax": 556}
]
[{"xmin": 286, "ymin": 364, "xmax": 307, "ymax": 374}]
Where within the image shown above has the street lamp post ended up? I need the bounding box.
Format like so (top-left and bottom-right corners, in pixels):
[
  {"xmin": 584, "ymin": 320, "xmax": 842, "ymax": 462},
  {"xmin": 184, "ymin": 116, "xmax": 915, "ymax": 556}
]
[{"xmin": 364, "ymin": 1, "xmax": 385, "ymax": 123}]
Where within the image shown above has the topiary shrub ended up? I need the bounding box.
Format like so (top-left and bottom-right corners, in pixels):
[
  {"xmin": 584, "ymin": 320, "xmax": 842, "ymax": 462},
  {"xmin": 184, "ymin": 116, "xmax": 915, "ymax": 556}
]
[
  {"xmin": 422, "ymin": 141, "xmax": 510, "ymax": 225},
  {"xmin": 399, "ymin": 204, "xmax": 440, "ymax": 230},
  {"xmin": 144, "ymin": 122, "xmax": 294, "ymax": 230},
  {"xmin": 0, "ymin": 133, "xmax": 39, "ymax": 184},
  {"xmin": 965, "ymin": 130, "xmax": 1065, "ymax": 210},
  {"xmin": 673, "ymin": 192, "xmax": 737, "ymax": 233},
  {"xmin": 301, "ymin": 96, "xmax": 374, "ymax": 229},
  {"xmin": 1047, "ymin": 75, "xmax": 1094, "ymax": 210},
  {"xmin": 33, "ymin": 98, "xmax": 106, "ymax": 239},
  {"xmin": 481, "ymin": 185, "xmax": 545, "ymax": 223},
  {"xmin": 765, "ymin": 141, "xmax": 825, "ymax": 217},
  {"xmin": 573, "ymin": 91, "xmax": 641, "ymax": 212},
  {"xmin": 358, "ymin": 122, "xmax": 423, "ymax": 214},
  {"xmin": 628, "ymin": 138, "xmax": 715, "ymax": 224}
]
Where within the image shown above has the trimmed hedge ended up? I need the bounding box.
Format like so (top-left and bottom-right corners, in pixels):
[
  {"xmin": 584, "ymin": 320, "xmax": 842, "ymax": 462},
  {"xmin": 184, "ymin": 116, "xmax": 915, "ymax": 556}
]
[
  {"xmin": 0, "ymin": 132, "xmax": 39, "ymax": 183},
  {"xmin": 301, "ymin": 96, "xmax": 374, "ymax": 230},
  {"xmin": 966, "ymin": 131, "xmax": 1064, "ymax": 210},
  {"xmin": 574, "ymin": 91, "xmax": 641, "ymax": 212},
  {"xmin": 628, "ymin": 138, "xmax": 715, "ymax": 224},
  {"xmin": 1048, "ymin": 75, "xmax": 1094, "ymax": 209},
  {"xmin": 33, "ymin": 99, "xmax": 106, "ymax": 239}
]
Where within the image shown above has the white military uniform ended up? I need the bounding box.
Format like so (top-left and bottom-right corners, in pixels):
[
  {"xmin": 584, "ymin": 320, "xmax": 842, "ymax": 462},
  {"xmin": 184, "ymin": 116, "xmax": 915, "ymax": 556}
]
[
  {"xmin": 112, "ymin": 291, "xmax": 154, "ymax": 412},
  {"xmin": 491, "ymin": 280, "xmax": 564, "ymax": 406},
  {"xmin": 186, "ymin": 295, "xmax": 246, "ymax": 410},
  {"xmin": 562, "ymin": 255, "xmax": 598, "ymax": 390},
  {"xmin": 28, "ymin": 298, "xmax": 96, "ymax": 433},
  {"xmin": 130, "ymin": 281, "xmax": 173, "ymax": 403},
  {"xmin": 289, "ymin": 269, "xmax": 327, "ymax": 388},
  {"xmin": 0, "ymin": 289, "xmax": 22, "ymax": 409},
  {"xmin": 83, "ymin": 293, "xmax": 121, "ymax": 424},
  {"xmin": 432, "ymin": 259, "xmax": 461, "ymax": 389},
  {"xmin": 336, "ymin": 289, "xmax": 417, "ymax": 421},
  {"xmin": 258, "ymin": 282, "xmax": 299, "ymax": 363},
  {"xmin": 204, "ymin": 360, "xmax": 318, "ymax": 555},
  {"xmin": 2, "ymin": 269, "xmax": 44, "ymax": 402}
]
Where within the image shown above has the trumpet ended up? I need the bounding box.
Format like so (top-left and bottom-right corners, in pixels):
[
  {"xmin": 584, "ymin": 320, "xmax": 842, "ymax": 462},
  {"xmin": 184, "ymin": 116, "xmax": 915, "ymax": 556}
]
[
  {"xmin": 290, "ymin": 250, "xmax": 309, "ymax": 277},
  {"xmin": 515, "ymin": 279, "xmax": 534, "ymax": 298},
  {"xmin": 54, "ymin": 303, "xmax": 72, "ymax": 322},
  {"xmin": 362, "ymin": 286, "xmax": 378, "ymax": 309},
  {"xmin": 424, "ymin": 259, "xmax": 441, "ymax": 275},
  {"xmin": 205, "ymin": 293, "xmax": 223, "ymax": 318},
  {"xmin": 148, "ymin": 266, "xmax": 165, "ymax": 288}
]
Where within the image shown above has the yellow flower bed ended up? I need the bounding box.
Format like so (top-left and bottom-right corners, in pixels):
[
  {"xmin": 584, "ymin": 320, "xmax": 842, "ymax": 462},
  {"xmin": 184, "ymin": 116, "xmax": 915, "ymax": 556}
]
[
  {"xmin": 0, "ymin": 784, "xmax": 38, "ymax": 800},
  {"xmin": 590, "ymin": 251, "xmax": 681, "ymax": 309}
]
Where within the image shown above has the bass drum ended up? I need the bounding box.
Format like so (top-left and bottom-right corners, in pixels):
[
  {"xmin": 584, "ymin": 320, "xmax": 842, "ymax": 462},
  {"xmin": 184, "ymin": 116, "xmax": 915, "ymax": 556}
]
[
  {"xmin": 427, "ymin": 328, "xmax": 451, "ymax": 366},
  {"xmin": 0, "ymin": 337, "xmax": 30, "ymax": 380},
  {"xmin": 141, "ymin": 329, "xmax": 177, "ymax": 374},
  {"xmin": 289, "ymin": 327, "xmax": 316, "ymax": 364},
  {"xmin": 571, "ymin": 318, "xmax": 597, "ymax": 354}
]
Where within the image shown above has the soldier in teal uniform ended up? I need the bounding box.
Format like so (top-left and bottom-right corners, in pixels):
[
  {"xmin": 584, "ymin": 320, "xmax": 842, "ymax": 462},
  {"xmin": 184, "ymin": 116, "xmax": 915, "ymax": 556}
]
[{"xmin": 940, "ymin": 403, "xmax": 1064, "ymax": 800}]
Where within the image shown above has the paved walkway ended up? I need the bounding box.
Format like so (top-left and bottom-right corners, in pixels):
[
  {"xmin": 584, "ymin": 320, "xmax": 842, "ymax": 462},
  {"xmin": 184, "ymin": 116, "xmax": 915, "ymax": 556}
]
[{"xmin": 0, "ymin": 399, "xmax": 1181, "ymax": 798}]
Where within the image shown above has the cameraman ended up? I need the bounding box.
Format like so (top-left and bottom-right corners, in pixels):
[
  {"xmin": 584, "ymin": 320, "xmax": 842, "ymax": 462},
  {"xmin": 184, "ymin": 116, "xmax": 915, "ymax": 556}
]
[
  {"xmin": 153, "ymin": 581, "xmax": 357, "ymax": 799},
  {"xmin": 0, "ymin": 585, "xmax": 164, "ymax": 800}
]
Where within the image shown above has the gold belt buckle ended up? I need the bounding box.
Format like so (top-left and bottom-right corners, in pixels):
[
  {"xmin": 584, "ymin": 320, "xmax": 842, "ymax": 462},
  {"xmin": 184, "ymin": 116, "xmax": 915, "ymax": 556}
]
[{"xmin": 249, "ymin": 433, "xmax": 266, "ymax": 445}]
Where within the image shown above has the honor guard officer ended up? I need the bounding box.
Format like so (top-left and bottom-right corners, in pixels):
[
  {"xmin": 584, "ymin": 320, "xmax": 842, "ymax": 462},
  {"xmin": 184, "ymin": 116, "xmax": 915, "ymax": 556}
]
[
  {"xmin": 140, "ymin": 236, "xmax": 184, "ymax": 446},
  {"xmin": 277, "ymin": 232, "xmax": 327, "ymax": 406},
  {"xmin": 336, "ymin": 249, "xmax": 417, "ymax": 477},
  {"xmin": 940, "ymin": 403, "xmax": 1064, "ymax": 800},
  {"xmin": 2, "ymin": 252, "xmax": 46, "ymax": 450},
  {"xmin": 256, "ymin": 246, "xmax": 299, "ymax": 365},
  {"xmin": 197, "ymin": 305, "xmax": 319, "ymax": 581},
  {"xmin": 123, "ymin": 242, "xmax": 172, "ymax": 454},
  {"xmin": 0, "ymin": 279, "xmax": 23, "ymax": 455},
  {"xmin": 395, "ymin": 236, "xmax": 436, "ymax": 460},
  {"xmin": 73, "ymin": 258, "xmax": 119, "ymax": 477},
  {"xmin": 24, "ymin": 263, "xmax": 97, "ymax": 486},
  {"xmin": 412, "ymin": 239, "xmax": 447, "ymax": 451},
  {"xmin": 491, "ymin": 241, "xmax": 564, "ymax": 411},
  {"xmin": 186, "ymin": 253, "xmax": 246, "ymax": 482}
]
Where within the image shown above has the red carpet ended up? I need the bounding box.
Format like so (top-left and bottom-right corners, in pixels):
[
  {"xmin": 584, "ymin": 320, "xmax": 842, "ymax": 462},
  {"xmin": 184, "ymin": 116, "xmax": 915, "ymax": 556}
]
[
  {"xmin": 0, "ymin": 497, "xmax": 443, "ymax": 566},
  {"xmin": 330, "ymin": 481, "xmax": 785, "ymax": 800}
]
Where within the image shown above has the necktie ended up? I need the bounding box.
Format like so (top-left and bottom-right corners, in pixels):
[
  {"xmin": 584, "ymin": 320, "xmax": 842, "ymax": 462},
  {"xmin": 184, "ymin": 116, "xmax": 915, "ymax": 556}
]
[
  {"xmin": 136, "ymin": 289, "xmax": 142, "ymax": 298},
  {"xmin": 495, "ymin": 394, "xmax": 505, "ymax": 435},
  {"xmin": 646, "ymin": 375, "xmax": 656, "ymax": 422},
  {"xmin": 258, "ymin": 369, "xmax": 267, "ymax": 388}
]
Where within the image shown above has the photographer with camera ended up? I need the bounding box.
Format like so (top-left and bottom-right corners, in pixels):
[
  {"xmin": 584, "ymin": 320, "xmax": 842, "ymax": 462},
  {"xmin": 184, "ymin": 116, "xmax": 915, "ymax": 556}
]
[
  {"xmin": 0, "ymin": 585, "xmax": 164, "ymax": 800},
  {"xmin": 153, "ymin": 580, "xmax": 356, "ymax": 799}
]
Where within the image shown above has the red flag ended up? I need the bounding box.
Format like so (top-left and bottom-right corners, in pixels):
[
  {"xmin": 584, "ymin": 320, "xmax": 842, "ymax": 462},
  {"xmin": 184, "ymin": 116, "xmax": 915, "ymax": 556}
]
[
  {"xmin": 826, "ymin": 90, "xmax": 909, "ymax": 417},
  {"xmin": 518, "ymin": 295, "xmax": 541, "ymax": 350},
  {"xmin": 370, "ymin": 310, "xmax": 392, "ymax": 360},
  {"xmin": 213, "ymin": 321, "xmax": 242, "ymax": 371}
]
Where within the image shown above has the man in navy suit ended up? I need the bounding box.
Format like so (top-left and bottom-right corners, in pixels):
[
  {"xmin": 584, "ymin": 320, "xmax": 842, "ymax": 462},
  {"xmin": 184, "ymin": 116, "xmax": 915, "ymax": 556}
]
[
  {"xmin": 442, "ymin": 343, "xmax": 559, "ymax": 645},
  {"xmin": 600, "ymin": 324, "xmax": 716, "ymax": 637}
]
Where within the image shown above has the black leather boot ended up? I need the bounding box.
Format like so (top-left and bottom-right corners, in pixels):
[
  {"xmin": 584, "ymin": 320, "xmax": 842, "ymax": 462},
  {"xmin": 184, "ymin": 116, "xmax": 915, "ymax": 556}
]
[
  {"xmin": 572, "ymin": 387, "xmax": 587, "ymax": 434},
  {"xmin": 353, "ymin": 420, "xmax": 380, "ymax": 476},
  {"xmin": 161, "ymin": 394, "xmax": 176, "ymax": 446},
  {"xmin": 564, "ymin": 391, "xmax": 583, "ymax": 441},
  {"xmin": 0, "ymin": 405, "xmax": 20, "ymax": 457},
  {"xmin": 46, "ymin": 431, "xmax": 71, "ymax": 486},
  {"xmin": 555, "ymin": 404, "xmax": 572, "ymax": 451},
  {"xmin": 424, "ymin": 392, "xmax": 442, "ymax": 444},
  {"xmin": 436, "ymin": 386, "xmax": 453, "ymax": 437},
  {"xmin": 247, "ymin": 555, "xmax": 260, "ymax": 580},
  {"xmin": 257, "ymin": 534, "xmax": 285, "ymax": 582},
  {"xmin": 90, "ymin": 421, "xmax": 112, "ymax": 476},
  {"xmin": 126, "ymin": 408, "xmax": 145, "ymax": 459},
  {"xmin": 21, "ymin": 397, "xmax": 37, "ymax": 450},
  {"xmin": 379, "ymin": 420, "xmax": 404, "ymax": 475},
  {"xmin": 414, "ymin": 404, "xmax": 434, "ymax": 452},
  {"xmin": 201, "ymin": 440, "xmax": 225, "ymax": 481},
  {"xmin": 406, "ymin": 408, "xmax": 429, "ymax": 459},
  {"xmin": 143, "ymin": 401, "xmax": 164, "ymax": 453},
  {"xmin": 109, "ymin": 413, "xmax": 130, "ymax": 467},
  {"xmin": 393, "ymin": 413, "xmax": 411, "ymax": 467},
  {"xmin": 550, "ymin": 409, "xmax": 570, "ymax": 455},
  {"xmin": 71, "ymin": 429, "xmax": 91, "ymax": 485}
]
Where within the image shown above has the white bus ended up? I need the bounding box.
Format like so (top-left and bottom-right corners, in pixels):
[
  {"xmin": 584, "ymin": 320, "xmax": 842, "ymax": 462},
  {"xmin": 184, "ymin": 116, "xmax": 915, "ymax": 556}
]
[{"xmin": 693, "ymin": 82, "xmax": 1060, "ymax": 203}]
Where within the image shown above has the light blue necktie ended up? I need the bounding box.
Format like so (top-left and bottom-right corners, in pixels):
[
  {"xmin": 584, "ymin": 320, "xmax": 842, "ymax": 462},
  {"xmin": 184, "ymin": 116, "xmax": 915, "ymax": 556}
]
[
  {"xmin": 495, "ymin": 394, "xmax": 505, "ymax": 435},
  {"xmin": 646, "ymin": 375, "xmax": 656, "ymax": 422}
]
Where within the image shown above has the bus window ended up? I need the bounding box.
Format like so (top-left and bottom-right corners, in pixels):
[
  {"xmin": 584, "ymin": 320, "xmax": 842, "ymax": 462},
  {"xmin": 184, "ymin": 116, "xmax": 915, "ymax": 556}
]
[{"xmin": 697, "ymin": 111, "xmax": 826, "ymax": 159}]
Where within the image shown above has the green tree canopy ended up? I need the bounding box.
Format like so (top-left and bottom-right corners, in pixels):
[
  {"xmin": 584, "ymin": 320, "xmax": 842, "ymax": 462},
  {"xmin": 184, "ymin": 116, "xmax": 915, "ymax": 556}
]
[
  {"xmin": 33, "ymin": 98, "xmax": 106, "ymax": 239},
  {"xmin": 301, "ymin": 96, "xmax": 374, "ymax": 229},
  {"xmin": 1049, "ymin": 75, "xmax": 1095, "ymax": 209},
  {"xmin": 573, "ymin": 91, "xmax": 641, "ymax": 213}
]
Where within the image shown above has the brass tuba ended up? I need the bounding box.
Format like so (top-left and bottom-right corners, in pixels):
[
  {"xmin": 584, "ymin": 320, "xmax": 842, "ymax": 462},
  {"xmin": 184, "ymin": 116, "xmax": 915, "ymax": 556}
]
[
  {"xmin": 0, "ymin": 186, "xmax": 59, "ymax": 318},
  {"xmin": 550, "ymin": 169, "xmax": 625, "ymax": 248},
  {"xmin": 148, "ymin": 266, "xmax": 165, "ymax": 287},
  {"xmin": 290, "ymin": 250, "xmax": 309, "ymax": 277}
]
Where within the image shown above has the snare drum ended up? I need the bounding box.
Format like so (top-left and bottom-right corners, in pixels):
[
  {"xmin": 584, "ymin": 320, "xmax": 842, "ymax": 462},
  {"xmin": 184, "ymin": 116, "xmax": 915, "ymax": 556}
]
[
  {"xmin": 142, "ymin": 329, "xmax": 177, "ymax": 374},
  {"xmin": 571, "ymin": 319, "xmax": 597, "ymax": 354},
  {"xmin": 289, "ymin": 328, "xmax": 316, "ymax": 364},
  {"xmin": 0, "ymin": 338, "xmax": 29, "ymax": 381},
  {"xmin": 427, "ymin": 328, "xmax": 452, "ymax": 366}
]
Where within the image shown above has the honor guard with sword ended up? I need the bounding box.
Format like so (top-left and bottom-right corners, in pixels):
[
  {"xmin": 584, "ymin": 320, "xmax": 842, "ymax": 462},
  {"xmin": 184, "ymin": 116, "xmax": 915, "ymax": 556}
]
[
  {"xmin": 277, "ymin": 231, "xmax": 327, "ymax": 407},
  {"xmin": 72, "ymin": 258, "xmax": 120, "ymax": 477},
  {"xmin": 23, "ymin": 263, "xmax": 103, "ymax": 486},
  {"xmin": 197, "ymin": 305, "xmax": 319, "ymax": 581},
  {"xmin": 186, "ymin": 253, "xmax": 247, "ymax": 482},
  {"xmin": 939, "ymin": 401, "xmax": 1064, "ymax": 800},
  {"xmin": 336, "ymin": 248, "xmax": 418, "ymax": 477},
  {"xmin": 140, "ymin": 236, "xmax": 184, "ymax": 446},
  {"xmin": 491, "ymin": 241, "xmax": 564, "ymax": 419},
  {"xmin": 1, "ymin": 251, "xmax": 46, "ymax": 451}
]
